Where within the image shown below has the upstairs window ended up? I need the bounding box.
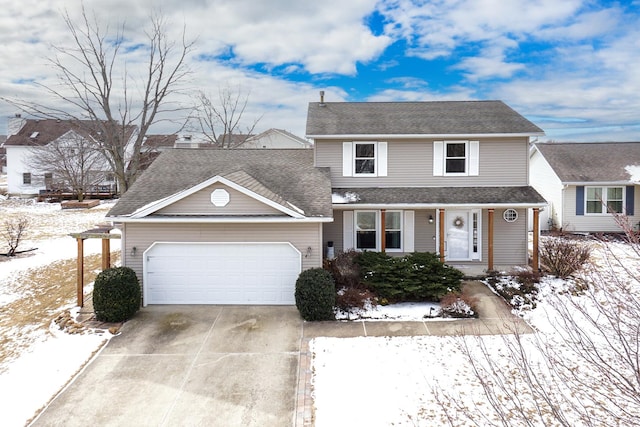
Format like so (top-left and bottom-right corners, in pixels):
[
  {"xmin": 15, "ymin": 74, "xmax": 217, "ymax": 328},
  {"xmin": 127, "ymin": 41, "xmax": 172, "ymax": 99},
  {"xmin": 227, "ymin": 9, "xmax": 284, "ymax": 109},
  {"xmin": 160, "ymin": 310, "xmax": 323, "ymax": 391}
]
[
  {"xmin": 342, "ymin": 141, "xmax": 388, "ymax": 177},
  {"xmin": 354, "ymin": 143, "xmax": 376, "ymax": 175},
  {"xmin": 433, "ymin": 140, "xmax": 479, "ymax": 176},
  {"xmin": 445, "ymin": 142, "xmax": 466, "ymax": 174},
  {"xmin": 22, "ymin": 173, "xmax": 31, "ymax": 185}
]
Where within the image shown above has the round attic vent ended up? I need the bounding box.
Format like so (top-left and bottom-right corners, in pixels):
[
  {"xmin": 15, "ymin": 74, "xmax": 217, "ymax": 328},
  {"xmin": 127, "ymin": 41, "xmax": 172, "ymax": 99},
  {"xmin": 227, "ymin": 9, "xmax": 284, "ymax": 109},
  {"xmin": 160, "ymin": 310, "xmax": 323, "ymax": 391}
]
[{"xmin": 211, "ymin": 189, "xmax": 230, "ymax": 207}]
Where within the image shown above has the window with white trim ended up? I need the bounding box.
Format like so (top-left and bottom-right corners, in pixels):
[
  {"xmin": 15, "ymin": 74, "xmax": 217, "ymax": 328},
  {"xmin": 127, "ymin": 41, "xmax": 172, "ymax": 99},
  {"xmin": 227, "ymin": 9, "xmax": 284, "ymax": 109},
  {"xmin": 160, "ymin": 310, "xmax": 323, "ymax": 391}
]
[
  {"xmin": 384, "ymin": 211, "xmax": 402, "ymax": 250},
  {"xmin": 356, "ymin": 211, "xmax": 377, "ymax": 249},
  {"xmin": 586, "ymin": 186, "xmax": 624, "ymax": 214},
  {"xmin": 433, "ymin": 140, "xmax": 479, "ymax": 176},
  {"xmin": 354, "ymin": 143, "xmax": 376, "ymax": 175},
  {"xmin": 445, "ymin": 141, "xmax": 466, "ymax": 174},
  {"xmin": 354, "ymin": 210, "xmax": 404, "ymax": 251},
  {"xmin": 342, "ymin": 141, "xmax": 387, "ymax": 177}
]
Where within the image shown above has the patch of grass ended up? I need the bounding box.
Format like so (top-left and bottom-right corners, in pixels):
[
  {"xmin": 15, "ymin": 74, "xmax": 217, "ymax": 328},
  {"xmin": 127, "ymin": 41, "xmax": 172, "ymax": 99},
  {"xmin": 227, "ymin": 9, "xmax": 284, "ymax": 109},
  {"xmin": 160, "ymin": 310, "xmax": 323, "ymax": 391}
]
[{"xmin": 0, "ymin": 252, "xmax": 120, "ymax": 372}]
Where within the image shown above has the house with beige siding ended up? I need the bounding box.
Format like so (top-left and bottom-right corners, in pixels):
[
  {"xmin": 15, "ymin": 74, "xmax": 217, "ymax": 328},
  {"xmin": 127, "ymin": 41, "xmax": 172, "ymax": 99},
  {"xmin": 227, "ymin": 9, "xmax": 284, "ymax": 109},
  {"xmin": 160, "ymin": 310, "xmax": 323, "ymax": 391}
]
[
  {"xmin": 530, "ymin": 142, "xmax": 640, "ymax": 232},
  {"xmin": 107, "ymin": 98, "xmax": 546, "ymax": 306},
  {"xmin": 308, "ymin": 99, "xmax": 546, "ymax": 274}
]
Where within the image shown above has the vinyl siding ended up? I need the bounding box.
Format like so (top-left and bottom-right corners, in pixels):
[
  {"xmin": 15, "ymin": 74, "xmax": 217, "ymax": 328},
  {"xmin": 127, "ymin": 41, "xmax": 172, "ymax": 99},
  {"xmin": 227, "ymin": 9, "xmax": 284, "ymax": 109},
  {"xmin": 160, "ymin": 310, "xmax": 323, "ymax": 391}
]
[
  {"xmin": 326, "ymin": 208, "xmax": 527, "ymax": 266},
  {"xmin": 529, "ymin": 150, "xmax": 562, "ymax": 230},
  {"xmin": 314, "ymin": 138, "xmax": 529, "ymax": 187},
  {"xmin": 155, "ymin": 184, "xmax": 282, "ymax": 216},
  {"xmin": 563, "ymin": 185, "xmax": 640, "ymax": 232},
  {"xmin": 122, "ymin": 222, "xmax": 322, "ymax": 284}
]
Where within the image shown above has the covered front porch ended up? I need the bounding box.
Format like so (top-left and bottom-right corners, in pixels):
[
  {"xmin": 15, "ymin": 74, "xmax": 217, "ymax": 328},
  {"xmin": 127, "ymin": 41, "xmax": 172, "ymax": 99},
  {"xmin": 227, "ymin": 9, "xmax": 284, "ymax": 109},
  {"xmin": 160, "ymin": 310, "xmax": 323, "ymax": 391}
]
[{"xmin": 327, "ymin": 186, "xmax": 547, "ymax": 272}]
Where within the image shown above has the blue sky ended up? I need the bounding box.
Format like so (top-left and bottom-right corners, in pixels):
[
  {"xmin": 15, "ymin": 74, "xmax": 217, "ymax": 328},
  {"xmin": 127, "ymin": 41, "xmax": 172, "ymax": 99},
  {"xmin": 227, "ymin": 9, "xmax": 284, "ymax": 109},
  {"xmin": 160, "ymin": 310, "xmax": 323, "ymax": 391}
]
[{"xmin": 1, "ymin": 0, "xmax": 639, "ymax": 141}]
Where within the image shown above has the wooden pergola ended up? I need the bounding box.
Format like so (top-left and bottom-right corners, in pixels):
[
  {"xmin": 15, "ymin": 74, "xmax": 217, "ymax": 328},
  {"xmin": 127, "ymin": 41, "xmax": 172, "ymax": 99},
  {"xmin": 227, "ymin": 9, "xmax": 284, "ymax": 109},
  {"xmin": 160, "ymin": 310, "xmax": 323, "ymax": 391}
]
[{"xmin": 69, "ymin": 225, "xmax": 121, "ymax": 307}]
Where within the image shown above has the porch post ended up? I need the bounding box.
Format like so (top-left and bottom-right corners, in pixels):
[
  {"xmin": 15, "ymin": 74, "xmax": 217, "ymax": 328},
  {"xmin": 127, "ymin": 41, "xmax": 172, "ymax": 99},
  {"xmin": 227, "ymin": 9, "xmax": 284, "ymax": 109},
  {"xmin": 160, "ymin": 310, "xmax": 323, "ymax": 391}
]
[
  {"xmin": 102, "ymin": 238, "xmax": 111, "ymax": 270},
  {"xmin": 380, "ymin": 209, "xmax": 386, "ymax": 252},
  {"xmin": 488, "ymin": 209, "xmax": 494, "ymax": 271},
  {"xmin": 532, "ymin": 208, "xmax": 540, "ymax": 271},
  {"xmin": 76, "ymin": 237, "xmax": 84, "ymax": 307},
  {"xmin": 438, "ymin": 209, "xmax": 445, "ymax": 263}
]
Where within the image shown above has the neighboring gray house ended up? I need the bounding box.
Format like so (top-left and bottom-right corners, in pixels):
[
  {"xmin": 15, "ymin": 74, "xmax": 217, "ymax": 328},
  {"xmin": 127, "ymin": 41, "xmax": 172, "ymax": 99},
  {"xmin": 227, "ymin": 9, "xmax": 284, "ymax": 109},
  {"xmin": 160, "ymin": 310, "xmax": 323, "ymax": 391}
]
[
  {"xmin": 530, "ymin": 142, "xmax": 640, "ymax": 232},
  {"xmin": 107, "ymin": 99, "xmax": 546, "ymax": 306}
]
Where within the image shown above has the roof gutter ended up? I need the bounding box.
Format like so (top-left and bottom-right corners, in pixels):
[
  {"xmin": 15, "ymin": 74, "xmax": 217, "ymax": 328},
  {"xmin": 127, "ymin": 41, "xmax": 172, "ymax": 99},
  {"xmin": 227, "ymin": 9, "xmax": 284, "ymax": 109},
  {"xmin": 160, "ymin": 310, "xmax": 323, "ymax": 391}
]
[
  {"xmin": 106, "ymin": 216, "xmax": 334, "ymax": 224},
  {"xmin": 331, "ymin": 202, "xmax": 547, "ymax": 209},
  {"xmin": 306, "ymin": 132, "xmax": 545, "ymax": 139}
]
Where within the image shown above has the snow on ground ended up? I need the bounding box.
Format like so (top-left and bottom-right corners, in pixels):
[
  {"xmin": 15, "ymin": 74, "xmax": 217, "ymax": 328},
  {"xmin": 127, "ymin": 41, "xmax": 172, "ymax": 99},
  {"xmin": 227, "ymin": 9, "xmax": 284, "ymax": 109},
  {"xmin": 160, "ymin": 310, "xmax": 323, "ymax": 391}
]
[
  {"xmin": 311, "ymin": 237, "xmax": 640, "ymax": 426},
  {"xmin": 0, "ymin": 198, "xmax": 117, "ymax": 425}
]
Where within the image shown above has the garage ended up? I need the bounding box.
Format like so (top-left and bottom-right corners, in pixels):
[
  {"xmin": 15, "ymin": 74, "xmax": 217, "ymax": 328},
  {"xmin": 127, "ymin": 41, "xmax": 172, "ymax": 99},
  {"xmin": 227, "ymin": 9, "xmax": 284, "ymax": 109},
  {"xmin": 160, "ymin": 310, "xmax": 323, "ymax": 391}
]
[{"xmin": 143, "ymin": 242, "xmax": 302, "ymax": 305}]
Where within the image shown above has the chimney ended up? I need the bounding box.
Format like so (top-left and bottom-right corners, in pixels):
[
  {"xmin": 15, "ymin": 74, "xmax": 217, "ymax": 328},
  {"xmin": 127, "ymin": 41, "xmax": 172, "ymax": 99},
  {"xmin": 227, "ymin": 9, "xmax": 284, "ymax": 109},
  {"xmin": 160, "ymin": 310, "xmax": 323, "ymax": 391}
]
[
  {"xmin": 319, "ymin": 90, "xmax": 325, "ymax": 106},
  {"xmin": 7, "ymin": 113, "xmax": 26, "ymax": 137}
]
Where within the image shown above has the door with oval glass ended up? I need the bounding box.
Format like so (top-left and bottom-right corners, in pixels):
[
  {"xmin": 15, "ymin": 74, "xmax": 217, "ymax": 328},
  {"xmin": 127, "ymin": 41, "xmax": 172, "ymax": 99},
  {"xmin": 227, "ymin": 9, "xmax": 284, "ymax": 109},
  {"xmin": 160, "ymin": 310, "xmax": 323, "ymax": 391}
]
[{"xmin": 445, "ymin": 210, "xmax": 471, "ymax": 260}]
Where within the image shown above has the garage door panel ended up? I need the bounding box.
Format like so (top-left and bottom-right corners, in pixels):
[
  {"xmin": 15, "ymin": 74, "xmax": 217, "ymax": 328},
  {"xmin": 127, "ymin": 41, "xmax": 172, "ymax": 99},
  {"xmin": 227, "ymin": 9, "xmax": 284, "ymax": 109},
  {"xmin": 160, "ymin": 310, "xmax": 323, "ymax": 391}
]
[{"xmin": 144, "ymin": 243, "xmax": 301, "ymax": 305}]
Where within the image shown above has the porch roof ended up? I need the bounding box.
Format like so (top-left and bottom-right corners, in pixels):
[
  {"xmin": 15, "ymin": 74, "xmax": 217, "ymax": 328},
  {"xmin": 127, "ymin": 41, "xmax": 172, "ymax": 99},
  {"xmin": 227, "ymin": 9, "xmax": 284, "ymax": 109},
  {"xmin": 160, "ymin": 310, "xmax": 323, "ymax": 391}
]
[{"xmin": 331, "ymin": 186, "xmax": 546, "ymax": 207}]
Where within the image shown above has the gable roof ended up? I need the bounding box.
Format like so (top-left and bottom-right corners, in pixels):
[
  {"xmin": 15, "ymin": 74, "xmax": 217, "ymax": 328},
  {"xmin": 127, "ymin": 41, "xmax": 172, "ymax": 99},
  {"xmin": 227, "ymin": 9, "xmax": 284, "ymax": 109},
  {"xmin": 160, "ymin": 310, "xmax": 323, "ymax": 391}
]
[
  {"xmin": 107, "ymin": 148, "xmax": 332, "ymax": 219},
  {"xmin": 306, "ymin": 100, "xmax": 544, "ymax": 137},
  {"xmin": 4, "ymin": 119, "xmax": 136, "ymax": 147},
  {"xmin": 533, "ymin": 142, "xmax": 640, "ymax": 183},
  {"xmin": 247, "ymin": 128, "xmax": 310, "ymax": 147}
]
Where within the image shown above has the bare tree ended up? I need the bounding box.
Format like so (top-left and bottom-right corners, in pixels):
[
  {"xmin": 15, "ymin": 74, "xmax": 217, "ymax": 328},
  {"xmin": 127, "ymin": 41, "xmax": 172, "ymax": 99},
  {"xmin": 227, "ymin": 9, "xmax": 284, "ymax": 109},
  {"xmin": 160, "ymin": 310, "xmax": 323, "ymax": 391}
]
[
  {"xmin": 27, "ymin": 131, "xmax": 107, "ymax": 201},
  {"xmin": 433, "ymin": 216, "xmax": 640, "ymax": 426},
  {"xmin": 2, "ymin": 217, "xmax": 29, "ymax": 257},
  {"xmin": 3, "ymin": 5, "xmax": 193, "ymax": 193},
  {"xmin": 191, "ymin": 85, "xmax": 261, "ymax": 148}
]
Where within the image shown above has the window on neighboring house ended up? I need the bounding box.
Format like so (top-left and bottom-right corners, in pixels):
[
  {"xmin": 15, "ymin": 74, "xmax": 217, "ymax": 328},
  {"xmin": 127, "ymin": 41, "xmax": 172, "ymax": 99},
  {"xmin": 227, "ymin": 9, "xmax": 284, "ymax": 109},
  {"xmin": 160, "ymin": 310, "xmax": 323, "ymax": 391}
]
[
  {"xmin": 586, "ymin": 186, "xmax": 624, "ymax": 214},
  {"xmin": 356, "ymin": 211, "xmax": 377, "ymax": 250},
  {"xmin": 106, "ymin": 173, "xmax": 115, "ymax": 182},
  {"xmin": 22, "ymin": 173, "xmax": 31, "ymax": 185},
  {"xmin": 445, "ymin": 141, "xmax": 466, "ymax": 174},
  {"xmin": 385, "ymin": 211, "xmax": 402, "ymax": 250},
  {"xmin": 44, "ymin": 172, "xmax": 53, "ymax": 188},
  {"xmin": 354, "ymin": 143, "xmax": 376, "ymax": 175}
]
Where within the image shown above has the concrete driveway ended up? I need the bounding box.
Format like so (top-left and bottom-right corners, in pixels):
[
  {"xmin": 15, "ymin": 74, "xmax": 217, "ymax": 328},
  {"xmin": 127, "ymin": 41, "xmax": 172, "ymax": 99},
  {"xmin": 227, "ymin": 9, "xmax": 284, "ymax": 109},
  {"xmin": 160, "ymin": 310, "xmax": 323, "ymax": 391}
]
[{"xmin": 32, "ymin": 305, "xmax": 304, "ymax": 427}]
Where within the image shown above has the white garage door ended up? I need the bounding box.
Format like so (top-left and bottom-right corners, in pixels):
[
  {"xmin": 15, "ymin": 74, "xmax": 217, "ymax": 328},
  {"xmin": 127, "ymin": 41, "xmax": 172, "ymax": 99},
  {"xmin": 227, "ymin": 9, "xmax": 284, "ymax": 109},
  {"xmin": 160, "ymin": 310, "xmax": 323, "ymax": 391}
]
[{"xmin": 143, "ymin": 242, "xmax": 301, "ymax": 305}]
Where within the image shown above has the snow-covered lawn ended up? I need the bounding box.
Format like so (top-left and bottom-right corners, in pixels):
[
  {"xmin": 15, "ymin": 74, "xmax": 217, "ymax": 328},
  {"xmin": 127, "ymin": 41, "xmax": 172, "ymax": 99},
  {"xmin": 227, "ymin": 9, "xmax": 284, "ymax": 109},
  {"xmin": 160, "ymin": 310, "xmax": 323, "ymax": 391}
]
[
  {"xmin": 311, "ymin": 237, "xmax": 640, "ymax": 426},
  {"xmin": 0, "ymin": 198, "xmax": 117, "ymax": 426}
]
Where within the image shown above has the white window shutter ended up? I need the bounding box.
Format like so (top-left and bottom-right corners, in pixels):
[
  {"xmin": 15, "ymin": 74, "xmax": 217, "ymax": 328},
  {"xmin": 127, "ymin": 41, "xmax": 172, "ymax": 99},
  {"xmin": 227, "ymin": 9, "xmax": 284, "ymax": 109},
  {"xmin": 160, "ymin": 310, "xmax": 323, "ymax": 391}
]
[
  {"xmin": 342, "ymin": 142, "xmax": 353, "ymax": 177},
  {"xmin": 378, "ymin": 141, "xmax": 388, "ymax": 177},
  {"xmin": 403, "ymin": 210, "xmax": 415, "ymax": 252},
  {"xmin": 433, "ymin": 141, "xmax": 443, "ymax": 176},
  {"xmin": 343, "ymin": 211, "xmax": 354, "ymax": 250},
  {"xmin": 469, "ymin": 140, "xmax": 479, "ymax": 176}
]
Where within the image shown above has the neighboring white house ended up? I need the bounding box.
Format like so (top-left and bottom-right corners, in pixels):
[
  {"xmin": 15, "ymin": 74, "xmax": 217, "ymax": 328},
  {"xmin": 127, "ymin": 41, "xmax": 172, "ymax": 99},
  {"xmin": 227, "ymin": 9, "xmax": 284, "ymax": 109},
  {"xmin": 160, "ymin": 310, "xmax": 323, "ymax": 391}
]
[
  {"xmin": 242, "ymin": 128, "xmax": 311, "ymax": 149},
  {"xmin": 530, "ymin": 142, "xmax": 640, "ymax": 232},
  {"xmin": 4, "ymin": 115, "xmax": 134, "ymax": 196}
]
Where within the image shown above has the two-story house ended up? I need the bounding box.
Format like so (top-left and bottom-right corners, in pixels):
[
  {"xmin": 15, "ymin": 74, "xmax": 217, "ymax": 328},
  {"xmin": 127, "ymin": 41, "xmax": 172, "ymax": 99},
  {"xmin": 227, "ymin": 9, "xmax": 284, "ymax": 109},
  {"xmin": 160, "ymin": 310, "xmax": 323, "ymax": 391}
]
[
  {"xmin": 308, "ymin": 99, "xmax": 546, "ymax": 273},
  {"xmin": 5, "ymin": 115, "xmax": 131, "ymax": 196},
  {"xmin": 106, "ymin": 98, "xmax": 546, "ymax": 306}
]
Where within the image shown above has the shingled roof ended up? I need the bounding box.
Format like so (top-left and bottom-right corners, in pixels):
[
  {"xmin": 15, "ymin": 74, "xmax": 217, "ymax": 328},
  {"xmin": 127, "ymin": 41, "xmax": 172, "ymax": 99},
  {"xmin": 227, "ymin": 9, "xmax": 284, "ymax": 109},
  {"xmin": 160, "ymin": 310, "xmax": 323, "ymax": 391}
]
[
  {"xmin": 306, "ymin": 100, "xmax": 544, "ymax": 137},
  {"xmin": 4, "ymin": 119, "xmax": 137, "ymax": 147},
  {"xmin": 108, "ymin": 149, "xmax": 332, "ymax": 218},
  {"xmin": 533, "ymin": 142, "xmax": 640, "ymax": 183},
  {"xmin": 332, "ymin": 186, "xmax": 546, "ymax": 206}
]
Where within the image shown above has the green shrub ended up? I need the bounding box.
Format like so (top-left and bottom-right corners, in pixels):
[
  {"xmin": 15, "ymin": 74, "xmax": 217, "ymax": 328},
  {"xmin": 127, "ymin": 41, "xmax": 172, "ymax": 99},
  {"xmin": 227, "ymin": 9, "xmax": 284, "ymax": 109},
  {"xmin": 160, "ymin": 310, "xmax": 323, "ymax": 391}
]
[
  {"xmin": 295, "ymin": 268, "xmax": 336, "ymax": 321},
  {"xmin": 356, "ymin": 251, "xmax": 463, "ymax": 302},
  {"xmin": 93, "ymin": 267, "xmax": 141, "ymax": 322}
]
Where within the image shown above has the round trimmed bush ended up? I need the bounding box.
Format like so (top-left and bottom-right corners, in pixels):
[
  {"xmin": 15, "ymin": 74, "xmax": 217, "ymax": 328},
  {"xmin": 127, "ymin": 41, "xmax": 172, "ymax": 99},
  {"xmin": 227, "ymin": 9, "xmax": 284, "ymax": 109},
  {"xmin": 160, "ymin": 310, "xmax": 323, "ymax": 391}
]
[
  {"xmin": 295, "ymin": 268, "xmax": 336, "ymax": 321},
  {"xmin": 93, "ymin": 267, "xmax": 141, "ymax": 322}
]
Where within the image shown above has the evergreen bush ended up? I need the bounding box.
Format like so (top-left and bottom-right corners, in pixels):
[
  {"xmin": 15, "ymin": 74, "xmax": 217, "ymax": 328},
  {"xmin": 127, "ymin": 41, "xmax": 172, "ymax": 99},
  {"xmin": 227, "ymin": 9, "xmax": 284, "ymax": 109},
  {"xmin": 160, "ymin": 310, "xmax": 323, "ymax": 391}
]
[
  {"xmin": 295, "ymin": 268, "xmax": 336, "ymax": 321},
  {"xmin": 356, "ymin": 251, "xmax": 463, "ymax": 302},
  {"xmin": 93, "ymin": 266, "xmax": 141, "ymax": 322}
]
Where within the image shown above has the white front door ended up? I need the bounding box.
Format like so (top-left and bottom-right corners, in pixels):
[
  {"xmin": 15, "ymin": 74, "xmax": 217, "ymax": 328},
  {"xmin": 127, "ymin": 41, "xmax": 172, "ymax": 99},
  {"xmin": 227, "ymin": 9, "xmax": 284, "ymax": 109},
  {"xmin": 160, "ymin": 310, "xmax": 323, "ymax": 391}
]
[{"xmin": 445, "ymin": 210, "xmax": 471, "ymax": 260}]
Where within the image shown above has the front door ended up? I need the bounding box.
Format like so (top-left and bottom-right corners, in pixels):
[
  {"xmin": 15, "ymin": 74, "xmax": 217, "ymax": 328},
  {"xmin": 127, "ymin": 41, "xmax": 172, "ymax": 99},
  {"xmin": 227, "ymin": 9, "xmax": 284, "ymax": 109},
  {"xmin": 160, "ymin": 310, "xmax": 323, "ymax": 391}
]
[{"xmin": 445, "ymin": 210, "xmax": 471, "ymax": 260}]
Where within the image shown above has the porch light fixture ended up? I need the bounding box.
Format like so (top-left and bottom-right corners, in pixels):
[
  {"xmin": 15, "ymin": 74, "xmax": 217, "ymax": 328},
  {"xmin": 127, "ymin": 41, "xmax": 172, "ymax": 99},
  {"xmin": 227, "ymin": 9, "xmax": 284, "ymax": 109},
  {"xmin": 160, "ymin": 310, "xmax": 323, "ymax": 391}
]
[
  {"xmin": 130, "ymin": 246, "xmax": 137, "ymax": 257},
  {"xmin": 428, "ymin": 214, "xmax": 434, "ymax": 224}
]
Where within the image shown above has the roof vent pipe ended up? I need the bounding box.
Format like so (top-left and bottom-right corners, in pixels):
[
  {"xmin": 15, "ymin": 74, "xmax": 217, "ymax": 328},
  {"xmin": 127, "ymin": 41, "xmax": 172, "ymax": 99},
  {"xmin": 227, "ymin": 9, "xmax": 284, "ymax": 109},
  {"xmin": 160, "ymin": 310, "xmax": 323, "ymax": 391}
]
[{"xmin": 319, "ymin": 90, "xmax": 325, "ymax": 106}]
